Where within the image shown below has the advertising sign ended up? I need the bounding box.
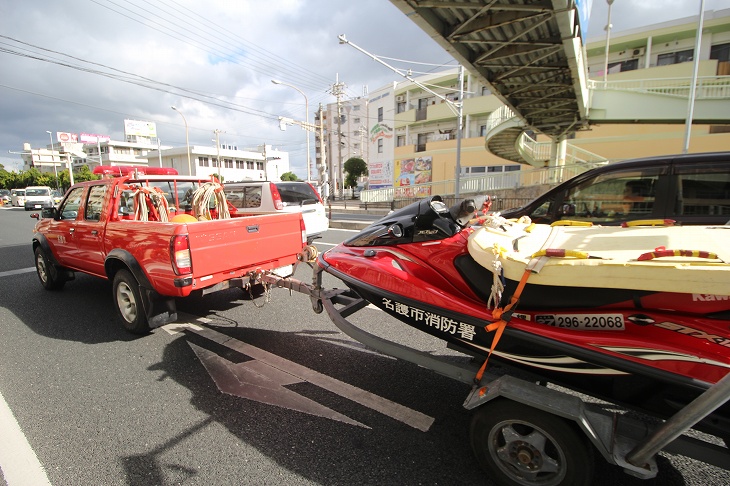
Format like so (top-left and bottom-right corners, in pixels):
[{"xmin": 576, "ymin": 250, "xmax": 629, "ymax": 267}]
[
  {"xmin": 394, "ymin": 156, "xmax": 432, "ymax": 197},
  {"xmin": 56, "ymin": 132, "xmax": 78, "ymax": 143},
  {"xmin": 79, "ymin": 133, "xmax": 111, "ymax": 143},
  {"xmin": 124, "ymin": 119, "xmax": 158, "ymax": 138},
  {"xmin": 368, "ymin": 160, "xmax": 393, "ymax": 190}
]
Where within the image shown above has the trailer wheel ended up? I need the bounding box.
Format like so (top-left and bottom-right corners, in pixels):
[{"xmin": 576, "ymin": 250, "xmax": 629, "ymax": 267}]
[
  {"xmin": 470, "ymin": 399, "xmax": 594, "ymax": 486},
  {"xmin": 34, "ymin": 247, "xmax": 66, "ymax": 290},
  {"xmin": 113, "ymin": 269, "xmax": 150, "ymax": 334}
]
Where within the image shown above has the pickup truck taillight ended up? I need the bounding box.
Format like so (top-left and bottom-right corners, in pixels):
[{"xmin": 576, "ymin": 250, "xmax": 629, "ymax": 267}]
[
  {"xmin": 171, "ymin": 234, "xmax": 192, "ymax": 275},
  {"xmin": 301, "ymin": 218, "xmax": 307, "ymax": 245},
  {"xmin": 270, "ymin": 182, "xmax": 284, "ymax": 210}
]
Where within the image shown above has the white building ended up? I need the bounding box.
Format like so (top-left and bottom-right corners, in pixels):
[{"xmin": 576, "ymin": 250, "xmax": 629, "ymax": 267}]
[{"xmin": 144, "ymin": 144, "xmax": 290, "ymax": 182}]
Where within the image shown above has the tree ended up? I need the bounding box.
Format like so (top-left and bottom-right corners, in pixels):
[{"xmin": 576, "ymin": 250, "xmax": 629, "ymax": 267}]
[
  {"xmin": 280, "ymin": 171, "xmax": 299, "ymax": 181},
  {"xmin": 343, "ymin": 157, "xmax": 367, "ymax": 190}
]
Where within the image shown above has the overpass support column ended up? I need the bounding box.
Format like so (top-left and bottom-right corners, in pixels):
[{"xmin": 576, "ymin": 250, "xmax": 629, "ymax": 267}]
[{"xmin": 549, "ymin": 136, "xmax": 568, "ymax": 182}]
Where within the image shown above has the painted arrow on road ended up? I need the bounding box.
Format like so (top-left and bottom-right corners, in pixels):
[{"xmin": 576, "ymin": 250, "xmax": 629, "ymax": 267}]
[
  {"xmin": 164, "ymin": 321, "xmax": 434, "ymax": 431},
  {"xmin": 187, "ymin": 342, "xmax": 368, "ymax": 428}
]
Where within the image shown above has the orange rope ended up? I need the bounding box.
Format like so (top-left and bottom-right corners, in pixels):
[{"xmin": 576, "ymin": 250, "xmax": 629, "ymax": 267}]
[{"xmin": 474, "ymin": 268, "xmax": 532, "ymax": 385}]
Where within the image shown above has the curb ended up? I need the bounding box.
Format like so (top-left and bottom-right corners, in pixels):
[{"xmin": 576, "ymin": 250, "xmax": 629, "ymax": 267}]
[{"xmin": 328, "ymin": 220, "xmax": 371, "ymax": 230}]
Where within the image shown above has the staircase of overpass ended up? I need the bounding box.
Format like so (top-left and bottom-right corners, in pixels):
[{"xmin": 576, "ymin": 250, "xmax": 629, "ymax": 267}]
[{"xmin": 389, "ymin": 0, "xmax": 730, "ymax": 167}]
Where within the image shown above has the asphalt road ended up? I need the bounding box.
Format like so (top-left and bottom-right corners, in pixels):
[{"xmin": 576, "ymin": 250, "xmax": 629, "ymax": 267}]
[{"xmin": 0, "ymin": 205, "xmax": 727, "ymax": 485}]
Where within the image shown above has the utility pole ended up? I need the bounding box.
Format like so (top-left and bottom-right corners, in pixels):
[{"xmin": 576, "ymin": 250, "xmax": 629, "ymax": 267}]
[
  {"xmin": 214, "ymin": 129, "xmax": 223, "ymax": 173},
  {"xmin": 318, "ymin": 104, "xmax": 328, "ymax": 203},
  {"xmin": 329, "ymin": 74, "xmax": 346, "ymax": 200}
]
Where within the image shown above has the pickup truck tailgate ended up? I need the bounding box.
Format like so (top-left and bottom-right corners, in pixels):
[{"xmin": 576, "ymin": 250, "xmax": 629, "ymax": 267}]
[{"xmin": 185, "ymin": 212, "xmax": 303, "ymax": 278}]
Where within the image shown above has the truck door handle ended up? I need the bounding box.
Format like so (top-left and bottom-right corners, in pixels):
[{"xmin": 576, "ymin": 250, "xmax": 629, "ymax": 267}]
[
  {"xmin": 69, "ymin": 228, "xmax": 75, "ymax": 234},
  {"xmin": 91, "ymin": 230, "xmax": 98, "ymax": 236}
]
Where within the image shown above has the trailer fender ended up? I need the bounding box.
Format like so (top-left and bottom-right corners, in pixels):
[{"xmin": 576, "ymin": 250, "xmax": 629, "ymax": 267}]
[{"xmin": 464, "ymin": 375, "xmax": 659, "ymax": 479}]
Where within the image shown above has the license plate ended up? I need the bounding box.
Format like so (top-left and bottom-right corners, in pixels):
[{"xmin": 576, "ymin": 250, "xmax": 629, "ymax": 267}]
[
  {"xmin": 34, "ymin": 204, "xmax": 42, "ymax": 208},
  {"xmin": 535, "ymin": 313, "xmax": 625, "ymax": 330}
]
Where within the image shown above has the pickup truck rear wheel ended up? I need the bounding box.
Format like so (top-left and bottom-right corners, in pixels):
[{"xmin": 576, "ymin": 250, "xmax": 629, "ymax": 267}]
[
  {"xmin": 35, "ymin": 247, "xmax": 66, "ymax": 290},
  {"xmin": 113, "ymin": 269, "xmax": 150, "ymax": 334}
]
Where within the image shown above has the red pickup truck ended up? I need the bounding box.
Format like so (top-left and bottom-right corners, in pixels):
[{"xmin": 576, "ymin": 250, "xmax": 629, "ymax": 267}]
[{"xmin": 31, "ymin": 167, "xmax": 308, "ymax": 334}]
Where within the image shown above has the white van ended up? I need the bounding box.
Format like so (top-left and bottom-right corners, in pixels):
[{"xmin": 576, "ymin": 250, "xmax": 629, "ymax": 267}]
[
  {"xmin": 24, "ymin": 186, "xmax": 54, "ymax": 211},
  {"xmin": 10, "ymin": 189, "xmax": 26, "ymax": 207},
  {"xmin": 224, "ymin": 181, "xmax": 329, "ymax": 242}
]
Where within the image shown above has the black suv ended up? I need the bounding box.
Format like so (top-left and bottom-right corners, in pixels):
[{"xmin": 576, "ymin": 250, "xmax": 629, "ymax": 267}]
[{"xmin": 501, "ymin": 152, "xmax": 730, "ymax": 225}]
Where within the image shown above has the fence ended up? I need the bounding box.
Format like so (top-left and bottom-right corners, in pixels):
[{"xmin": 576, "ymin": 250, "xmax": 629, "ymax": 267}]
[{"xmin": 360, "ymin": 161, "xmax": 601, "ymax": 204}]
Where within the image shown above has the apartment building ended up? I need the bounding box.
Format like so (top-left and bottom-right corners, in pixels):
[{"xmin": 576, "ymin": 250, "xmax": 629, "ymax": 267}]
[{"xmin": 314, "ymin": 96, "xmax": 369, "ymax": 195}]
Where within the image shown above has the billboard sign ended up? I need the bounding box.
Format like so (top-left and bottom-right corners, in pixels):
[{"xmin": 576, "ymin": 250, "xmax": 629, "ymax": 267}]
[
  {"xmin": 124, "ymin": 119, "xmax": 158, "ymax": 138},
  {"xmin": 79, "ymin": 133, "xmax": 111, "ymax": 143},
  {"xmin": 56, "ymin": 132, "xmax": 78, "ymax": 143}
]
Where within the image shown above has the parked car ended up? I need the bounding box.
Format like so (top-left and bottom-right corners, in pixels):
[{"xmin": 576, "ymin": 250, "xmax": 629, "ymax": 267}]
[
  {"xmin": 500, "ymin": 152, "xmax": 730, "ymax": 226},
  {"xmin": 10, "ymin": 189, "xmax": 25, "ymax": 207},
  {"xmin": 24, "ymin": 186, "xmax": 54, "ymax": 211},
  {"xmin": 224, "ymin": 180, "xmax": 329, "ymax": 242},
  {"xmin": 0, "ymin": 189, "xmax": 10, "ymax": 205},
  {"xmin": 51, "ymin": 190, "xmax": 63, "ymax": 205}
]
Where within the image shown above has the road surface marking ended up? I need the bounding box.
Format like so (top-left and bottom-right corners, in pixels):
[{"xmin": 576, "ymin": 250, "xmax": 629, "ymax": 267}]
[
  {"xmin": 0, "ymin": 391, "xmax": 52, "ymax": 486},
  {"xmin": 163, "ymin": 320, "xmax": 434, "ymax": 431},
  {"xmin": 0, "ymin": 268, "xmax": 36, "ymax": 278}
]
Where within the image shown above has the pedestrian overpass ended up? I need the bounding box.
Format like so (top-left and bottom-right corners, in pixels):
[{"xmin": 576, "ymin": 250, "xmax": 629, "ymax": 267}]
[{"xmin": 388, "ymin": 0, "xmax": 730, "ymax": 167}]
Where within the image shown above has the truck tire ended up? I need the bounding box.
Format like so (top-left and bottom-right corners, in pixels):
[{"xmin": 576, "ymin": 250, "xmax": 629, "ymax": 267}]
[
  {"xmin": 34, "ymin": 246, "xmax": 66, "ymax": 290},
  {"xmin": 113, "ymin": 269, "xmax": 150, "ymax": 334},
  {"xmin": 470, "ymin": 398, "xmax": 594, "ymax": 486}
]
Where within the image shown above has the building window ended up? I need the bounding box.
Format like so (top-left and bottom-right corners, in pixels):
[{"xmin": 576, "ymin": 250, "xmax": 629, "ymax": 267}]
[
  {"xmin": 505, "ymin": 165, "xmax": 521, "ymax": 172},
  {"xmin": 353, "ymin": 117, "xmax": 360, "ymax": 123},
  {"xmin": 246, "ymin": 160, "xmax": 254, "ymax": 169},
  {"xmin": 199, "ymin": 157, "xmax": 209, "ymax": 167},
  {"xmin": 377, "ymin": 139, "xmax": 383, "ymax": 154},
  {"xmin": 479, "ymin": 125, "xmax": 487, "ymax": 137},
  {"xmin": 236, "ymin": 160, "xmax": 244, "ymax": 169},
  {"xmin": 396, "ymin": 135, "xmax": 405, "ymax": 147},
  {"xmin": 224, "ymin": 159, "xmax": 233, "ymax": 168},
  {"xmin": 377, "ymin": 107, "xmax": 383, "ymax": 122},
  {"xmin": 657, "ymin": 49, "xmax": 693, "ymax": 66},
  {"xmin": 607, "ymin": 59, "xmax": 639, "ymax": 73},
  {"xmin": 397, "ymin": 101, "xmax": 407, "ymax": 113},
  {"xmin": 353, "ymin": 105, "xmax": 360, "ymax": 111},
  {"xmin": 481, "ymin": 86, "xmax": 491, "ymax": 96},
  {"xmin": 256, "ymin": 161, "xmax": 264, "ymax": 170},
  {"xmin": 710, "ymin": 42, "xmax": 730, "ymax": 62}
]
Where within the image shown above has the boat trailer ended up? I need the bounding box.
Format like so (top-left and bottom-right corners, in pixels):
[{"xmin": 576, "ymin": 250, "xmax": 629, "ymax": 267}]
[{"xmin": 260, "ymin": 265, "xmax": 730, "ymax": 482}]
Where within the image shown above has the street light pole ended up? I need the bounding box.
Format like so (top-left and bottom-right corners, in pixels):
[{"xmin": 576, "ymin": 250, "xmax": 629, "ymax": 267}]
[
  {"xmin": 171, "ymin": 106, "xmax": 192, "ymax": 175},
  {"xmin": 603, "ymin": 0, "xmax": 615, "ymax": 85},
  {"xmin": 272, "ymin": 79, "xmax": 311, "ymax": 181},
  {"xmin": 45, "ymin": 130, "xmax": 58, "ymax": 189}
]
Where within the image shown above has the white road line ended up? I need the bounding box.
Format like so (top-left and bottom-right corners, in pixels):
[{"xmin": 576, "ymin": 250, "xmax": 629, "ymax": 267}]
[
  {"xmin": 0, "ymin": 391, "xmax": 52, "ymax": 486},
  {"xmin": 0, "ymin": 268, "xmax": 36, "ymax": 278}
]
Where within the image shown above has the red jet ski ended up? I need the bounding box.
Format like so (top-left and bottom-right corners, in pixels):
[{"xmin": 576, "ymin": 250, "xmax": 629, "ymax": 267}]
[{"xmin": 317, "ymin": 195, "xmax": 730, "ymax": 440}]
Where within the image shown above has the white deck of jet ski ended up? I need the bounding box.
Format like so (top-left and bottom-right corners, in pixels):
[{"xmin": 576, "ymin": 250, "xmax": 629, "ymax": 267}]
[{"xmin": 467, "ymin": 220, "xmax": 730, "ymax": 295}]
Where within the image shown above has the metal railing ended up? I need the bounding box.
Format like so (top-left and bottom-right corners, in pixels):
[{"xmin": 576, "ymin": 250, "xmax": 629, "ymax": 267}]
[
  {"xmin": 360, "ymin": 162, "xmax": 602, "ymax": 204},
  {"xmin": 587, "ymin": 75, "xmax": 730, "ymax": 99}
]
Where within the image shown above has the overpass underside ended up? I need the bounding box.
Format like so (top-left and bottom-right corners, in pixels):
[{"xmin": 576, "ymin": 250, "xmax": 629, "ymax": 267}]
[{"xmin": 390, "ymin": 0, "xmax": 590, "ymax": 139}]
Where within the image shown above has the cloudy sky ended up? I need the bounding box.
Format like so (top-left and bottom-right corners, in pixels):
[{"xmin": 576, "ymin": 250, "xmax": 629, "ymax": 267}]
[{"xmin": 1, "ymin": 0, "xmax": 728, "ymax": 177}]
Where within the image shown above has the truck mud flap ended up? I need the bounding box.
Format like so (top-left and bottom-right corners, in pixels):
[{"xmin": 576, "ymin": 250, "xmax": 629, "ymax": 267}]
[{"xmin": 141, "ymin": 286, "xmax": 177, "ymax": 329}]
